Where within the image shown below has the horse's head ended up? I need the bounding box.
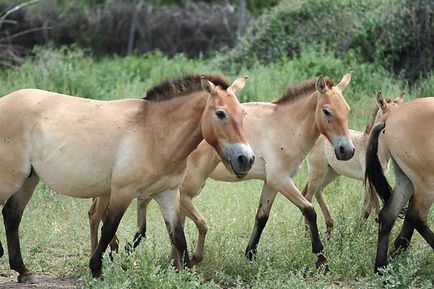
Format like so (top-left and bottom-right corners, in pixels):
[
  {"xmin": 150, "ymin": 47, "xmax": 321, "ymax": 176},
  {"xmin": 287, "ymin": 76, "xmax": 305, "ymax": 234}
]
[
  {"xmin": 315, "ymin": 72, "xmax": 355, "ymax": 160},
  {"xmin": 200, "ymin": 76, "xmax": 255, "ymax": 178},
  {"xmin": 375, "ymin": 91, "xmax": 405, "ymax": 123}
]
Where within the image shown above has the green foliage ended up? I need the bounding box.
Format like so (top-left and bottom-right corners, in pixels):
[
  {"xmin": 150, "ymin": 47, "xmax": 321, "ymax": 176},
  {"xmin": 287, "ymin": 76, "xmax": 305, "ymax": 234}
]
[{"xmin": 222, "ymin": 0, "xmax": 433, "ymax": 80}]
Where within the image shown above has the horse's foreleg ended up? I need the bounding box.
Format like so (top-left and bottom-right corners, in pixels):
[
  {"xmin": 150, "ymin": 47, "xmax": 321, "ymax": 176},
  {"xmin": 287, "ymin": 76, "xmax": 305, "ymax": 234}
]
[
  {"xmin": 89, "ymin": 194, "xmax": 132, "ymax": 278},
  {"xmin": 245, "ymin": 183, "xmax": 278, "ymax": 260},
  {"xmin": 155, "ymin": 188, "xmax": 190, "ymax": 269},
  {"xmin": 132, "ymin": 195, "xmax": 152, "ymax": 249},
  {"xmin": 3, "ymin": 172, "xmax": 39, "ymax": 283},
  {"xmin": 406, "ymin": 196, "xmax": 434, "ymax": 249},
  {"xmin": 391, "ymin": 217, "xmax": 414, "ymax": 256},
  {"xmin": 170, "ymin": 212, "xmax": 186, "ymax": 265},
  {"xmin": 271, "ymin": 177, "xmax": 328, "ymax": 271},
  {"xmin": 179, "ymin": 194, "xmax": 208, "ymax": 265}
]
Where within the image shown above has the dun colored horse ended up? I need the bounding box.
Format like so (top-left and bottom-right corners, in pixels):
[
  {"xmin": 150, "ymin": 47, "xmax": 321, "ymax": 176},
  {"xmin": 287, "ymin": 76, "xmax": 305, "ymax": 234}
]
[
  {"xmin": 365, "ymin": 95, "xmax": 434, "ymax": 272},
  {"xmin": 90, "ymin": 73, "xmax": 355, "ymax": 270},
  {"xmin": 0, "ymin": 74, "xmax": 254, "ymax": 283},
  {"xmin": 302, "ymin": 92, "xmax": 404, "ymax": 234}
]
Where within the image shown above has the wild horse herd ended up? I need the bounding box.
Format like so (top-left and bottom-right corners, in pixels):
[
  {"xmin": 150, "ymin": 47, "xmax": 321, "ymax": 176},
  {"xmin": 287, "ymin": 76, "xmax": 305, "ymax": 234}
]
[{"xmin": 0, "ymin": 72, "xmax": 432, "ymax": 283}]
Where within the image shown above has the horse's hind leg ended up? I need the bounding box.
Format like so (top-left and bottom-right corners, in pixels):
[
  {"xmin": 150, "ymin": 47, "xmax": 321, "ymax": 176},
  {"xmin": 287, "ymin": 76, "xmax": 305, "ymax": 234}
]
[
  {"xmin": 245, "ymin": 183, "xmax": 278, "ymax": 260},
  {"xmin": 313, "ymin": 171, "xmax": 338, "ymax": 235},
  {"xmin": 132, "ymin": 195, "xmax": 152, "ymax": 249},
  {"xmin": 375, "ymin": 160, "xmax": 413, "ymax": 273},
  {"xmin": 179, "ymin": 194, "xmax": 207, "ymax": 265},
  {"xmin": 89, "ymin": 190, "xmax": 133, "ymax": 278},
  {"xmin": 303, "ymin": 166, "xmax": 337, "ymax": 235},
  {"xmin": 3, "ymin": 171, "xmax": 39, "ymax": 283},
  {"xmin": 88, "ymin": 196, "xmax": 118, "ymax": 255}
]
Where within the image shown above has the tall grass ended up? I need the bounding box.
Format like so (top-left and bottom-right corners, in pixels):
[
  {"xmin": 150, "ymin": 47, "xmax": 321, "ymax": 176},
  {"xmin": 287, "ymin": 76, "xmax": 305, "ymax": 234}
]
[{"xmin": 0, "ymin": 48, "xmax": 433, "ymax": 288}]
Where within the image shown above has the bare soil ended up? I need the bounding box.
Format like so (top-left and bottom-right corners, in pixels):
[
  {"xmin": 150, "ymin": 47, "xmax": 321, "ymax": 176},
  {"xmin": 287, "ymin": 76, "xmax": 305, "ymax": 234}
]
[{"xmin": 0, "ymin": 271, "xmax": 83, "ymax": 289}]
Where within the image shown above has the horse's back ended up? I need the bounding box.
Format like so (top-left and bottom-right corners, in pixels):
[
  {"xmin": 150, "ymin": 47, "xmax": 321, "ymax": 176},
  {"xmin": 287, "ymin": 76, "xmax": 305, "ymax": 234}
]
[
  {"xmin": 0, "ymin": 89, "xmax": 145, "ymax": 199},
  {"xmin": 385, "ymin": 97, "xmax": 434, "ymax": 191}
]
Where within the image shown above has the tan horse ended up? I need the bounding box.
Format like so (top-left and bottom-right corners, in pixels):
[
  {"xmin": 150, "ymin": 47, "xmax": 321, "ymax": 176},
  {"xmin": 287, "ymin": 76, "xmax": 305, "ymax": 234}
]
[
  {"xmin": 113, "ymin": 73, "xmax": 355, "ymax": 271},
  {"xmin": 303, "ymin": 92, "xmax": 404, "ymax": 234},
  {"xmin": 365, "ymin": 96, "xmax": 434, "ymax": 273},
  {"xmin": 0, "ymin": 74, "xmax": 254, "ymax": 283}
]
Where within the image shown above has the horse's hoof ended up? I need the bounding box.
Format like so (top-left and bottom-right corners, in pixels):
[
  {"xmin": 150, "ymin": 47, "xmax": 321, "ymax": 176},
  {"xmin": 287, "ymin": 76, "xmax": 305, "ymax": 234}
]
[
  {"xmin": 191, "ymin": 254, "xmax": 203, "ymax": 266},
  {"xmin": 315, "ymin": 255, "xmax": 329, "ymax": 274},
  {"xmin": 326, "ymin": 229, "xmax": 333, "ymax": 239},
  {"xmin": 245, "ymin": 249, "xmax": 256, "ymax": 261},
  {"xmin": 18, "ymin": 273, "xmax": 37, "ymax": 284},
  {"xmin": 91, "ymin": 268, "xmax": 103, "ymax": 279}
]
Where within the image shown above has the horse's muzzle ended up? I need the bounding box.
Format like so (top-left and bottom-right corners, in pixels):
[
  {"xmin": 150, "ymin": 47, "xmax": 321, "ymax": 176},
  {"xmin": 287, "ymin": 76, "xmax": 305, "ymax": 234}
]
[
  {"xmin": 224, "ymin": 143, "xmax": 255, "ymax": 178},
  {"xmin": 332, "ymin": 136, "xmax": 355, "ymax": 161}
]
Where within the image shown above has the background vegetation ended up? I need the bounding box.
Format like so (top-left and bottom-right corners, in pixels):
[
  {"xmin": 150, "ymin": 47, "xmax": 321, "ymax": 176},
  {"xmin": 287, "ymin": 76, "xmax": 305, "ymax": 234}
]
[{"xmin": 0, "ymin": 0, "xmax": 433, "ymax": 288}]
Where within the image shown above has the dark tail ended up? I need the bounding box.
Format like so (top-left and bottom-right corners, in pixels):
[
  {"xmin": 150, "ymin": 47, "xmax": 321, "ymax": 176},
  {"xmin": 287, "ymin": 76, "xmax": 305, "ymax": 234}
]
[{"xmin": 364, "ymin": 122, "xmax": 392, "ymax": 205}]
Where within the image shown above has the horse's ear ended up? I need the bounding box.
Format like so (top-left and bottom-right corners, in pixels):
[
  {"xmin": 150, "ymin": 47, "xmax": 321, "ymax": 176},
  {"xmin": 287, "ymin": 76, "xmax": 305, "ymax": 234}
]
[
  {"xmin": 335, "ymin": 71, "xmax": 352, "ymax": 93},
  {"xmin": 315, "ymin": 76, "xmax": 327, "ymax": 94},
  {"xmin": 376, "ymin": 92, "xmax": 387, "ymax": 111},
  {"xmin": 201, "ymin": 76, "xmax": 217, "ymax": 95},
  {"xmin": 228, "ymin": 76, "xmax": 248, "ymax": 95},
  {"xmin": 395, "ymin": 91, "xmax": 405, "ymax": 103}
]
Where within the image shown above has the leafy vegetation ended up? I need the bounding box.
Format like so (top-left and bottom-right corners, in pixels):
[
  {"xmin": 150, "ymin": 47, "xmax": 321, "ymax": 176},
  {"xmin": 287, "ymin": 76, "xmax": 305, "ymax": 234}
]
[
  {"xmin": 0, "ymin": 47, "xmax": 432, "ymax": 288},
  {"xmin": 223, "ymin": 0, "xmax": 433, "ymax": 80}
]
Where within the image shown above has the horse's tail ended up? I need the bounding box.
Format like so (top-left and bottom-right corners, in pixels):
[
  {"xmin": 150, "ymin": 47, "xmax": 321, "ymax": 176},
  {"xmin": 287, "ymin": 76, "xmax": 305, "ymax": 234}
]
[
  {"xmin": 364, "ymin": 122, "xmax": 392, "ymax": 205},
  {"xmin": 301, "ymin": 182, "xmax": 308, "ymax": 197}
]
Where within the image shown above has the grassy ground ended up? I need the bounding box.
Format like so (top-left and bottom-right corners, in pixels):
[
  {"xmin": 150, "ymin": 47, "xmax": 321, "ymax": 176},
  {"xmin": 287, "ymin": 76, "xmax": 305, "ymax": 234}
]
[{"xmin": 0, "ymin": 48, "xmax": 432, "ymax": 288}]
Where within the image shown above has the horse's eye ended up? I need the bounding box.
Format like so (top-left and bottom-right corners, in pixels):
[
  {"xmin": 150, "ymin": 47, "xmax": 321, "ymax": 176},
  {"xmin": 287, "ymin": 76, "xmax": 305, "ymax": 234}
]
[
  {"xmin": 215, "ymin": 110, "xmax": 227, "ymax": 120},
  {"xmin": 322, "ymin": 108, "xmax": 332, "ymax": 117}
]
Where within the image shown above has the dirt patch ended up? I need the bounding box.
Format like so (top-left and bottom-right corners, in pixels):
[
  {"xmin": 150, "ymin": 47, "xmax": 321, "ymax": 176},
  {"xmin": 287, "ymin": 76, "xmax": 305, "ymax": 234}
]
[{"xmin": 0, "ymin": 271, "xmax": 83, "ymax": 289}]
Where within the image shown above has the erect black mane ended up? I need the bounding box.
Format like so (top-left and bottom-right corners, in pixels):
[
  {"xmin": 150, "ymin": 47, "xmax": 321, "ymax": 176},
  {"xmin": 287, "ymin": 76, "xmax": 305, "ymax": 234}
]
[
  {"xmin": 144, "ymin": 74, "xmax": 229, "ymax": 102},
  {"xmin": 272, "ymin": 77, "xmax": 334, "ymax": 105}
]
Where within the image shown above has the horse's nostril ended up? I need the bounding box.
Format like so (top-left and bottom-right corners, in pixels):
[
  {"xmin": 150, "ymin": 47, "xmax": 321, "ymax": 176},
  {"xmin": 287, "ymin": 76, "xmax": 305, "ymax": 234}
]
[{"xmin": 238, "ymin": 155, "xmax": 247, "ymax": 166}]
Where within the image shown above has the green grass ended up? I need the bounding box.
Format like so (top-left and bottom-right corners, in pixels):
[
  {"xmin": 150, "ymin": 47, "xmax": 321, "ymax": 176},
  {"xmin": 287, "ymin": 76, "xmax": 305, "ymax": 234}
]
[
  {"xmin": 0, "ymin": 48, "xmax": 433, "ymax": 288},
  {"xmin": 2, "ymin": 174, "xmax": 433, "ymax": 288}
]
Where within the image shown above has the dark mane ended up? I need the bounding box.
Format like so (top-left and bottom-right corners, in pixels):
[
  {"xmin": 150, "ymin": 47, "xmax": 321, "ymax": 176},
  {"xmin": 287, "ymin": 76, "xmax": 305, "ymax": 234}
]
[
  {"xmin": 364, "ymin": 97, "xmax": 392, "ymax": 135},
  {"xmin": 364, "ymin": 106, "xmax": 380, "ymax": 135},
  {"xmin": 144, "ymin": 74, "xmax": 229, "ymax": 102},
  {"xmin": 272, "ymin": 77, "xmax": 334, "ymax": 105}
]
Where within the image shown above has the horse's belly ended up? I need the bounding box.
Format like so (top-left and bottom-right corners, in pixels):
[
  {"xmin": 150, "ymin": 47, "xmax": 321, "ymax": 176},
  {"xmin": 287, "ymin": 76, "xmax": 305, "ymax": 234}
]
[
  {"xmin": 31, "ymin": 146, "xmax": 113, "ymax": 198},
  {"xmin": 33, "ymin": 161, "xmax": 111, "ymax": 198}
]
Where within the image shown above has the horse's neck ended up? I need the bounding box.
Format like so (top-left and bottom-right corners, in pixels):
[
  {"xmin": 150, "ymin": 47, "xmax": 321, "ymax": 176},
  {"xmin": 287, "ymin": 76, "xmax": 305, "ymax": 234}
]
[
  {"xmin": 148, "ymin": 92, "xmax": 207, "ymax": 163},
  {"xmin": 276, "ymin": 94, "xmax": 320, "ymax": 157}
]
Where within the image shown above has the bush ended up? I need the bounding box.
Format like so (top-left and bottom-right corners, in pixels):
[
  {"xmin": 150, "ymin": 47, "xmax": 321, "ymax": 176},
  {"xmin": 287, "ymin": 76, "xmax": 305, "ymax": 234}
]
[
  {"xmin": 0, "ymin": 0, "xmax": 250, "ymax": 63},
  {"xmin": 222, "ymin": 0, "xmax": 434, "ymax": 81}
]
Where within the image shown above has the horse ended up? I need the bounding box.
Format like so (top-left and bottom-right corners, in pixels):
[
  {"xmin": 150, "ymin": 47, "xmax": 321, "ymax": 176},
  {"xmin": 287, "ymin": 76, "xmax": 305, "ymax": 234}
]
[
  {"xmin": 0, "ymin": 74, "xmax": 255, "ymax": 283},
  {"xmin": 302, "ymin": 92, "xmax": 404, "ymax": 235},
  {"xmin": 93, "ymin": 72, "xmax": 355, "ymax": 271},
  {"xmin": 365, "ymin": 95, "xmax": 434, "ymax": 273}
]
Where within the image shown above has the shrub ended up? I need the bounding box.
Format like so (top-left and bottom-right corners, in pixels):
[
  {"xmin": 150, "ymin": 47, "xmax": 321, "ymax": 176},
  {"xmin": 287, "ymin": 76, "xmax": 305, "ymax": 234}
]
[{"xmin": 222, "ymin": 0, "xmax": 433, "ymax": 81}]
